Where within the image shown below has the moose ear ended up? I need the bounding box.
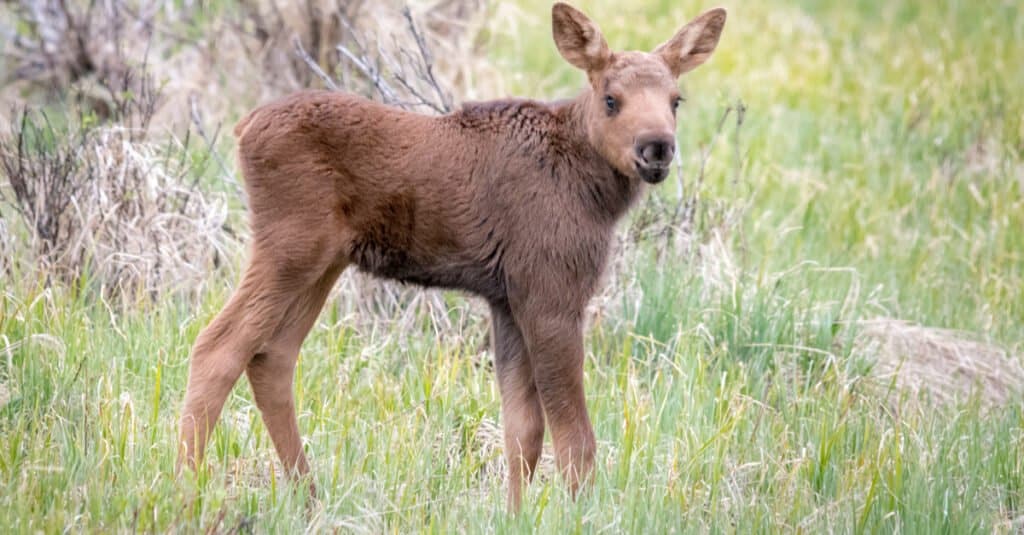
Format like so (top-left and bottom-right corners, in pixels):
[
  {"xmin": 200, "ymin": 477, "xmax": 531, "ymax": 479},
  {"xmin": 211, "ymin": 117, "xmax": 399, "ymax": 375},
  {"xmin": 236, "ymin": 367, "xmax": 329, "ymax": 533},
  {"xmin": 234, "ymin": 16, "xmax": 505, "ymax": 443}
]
[
  {"xmin": 654, "ymin": 7, "xmax": 727, "ymax": 77},
  {"xmin": 552, "ymin": 2, "xmax": 612, "ymax": 73}
]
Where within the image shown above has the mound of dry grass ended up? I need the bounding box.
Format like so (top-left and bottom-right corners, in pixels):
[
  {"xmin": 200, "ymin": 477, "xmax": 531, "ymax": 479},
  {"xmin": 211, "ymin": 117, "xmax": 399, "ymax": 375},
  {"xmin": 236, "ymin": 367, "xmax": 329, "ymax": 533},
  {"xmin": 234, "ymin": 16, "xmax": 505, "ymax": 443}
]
[{"xmin": 856, "ymin": 317, "xmax": 1024, "ymax": 409}]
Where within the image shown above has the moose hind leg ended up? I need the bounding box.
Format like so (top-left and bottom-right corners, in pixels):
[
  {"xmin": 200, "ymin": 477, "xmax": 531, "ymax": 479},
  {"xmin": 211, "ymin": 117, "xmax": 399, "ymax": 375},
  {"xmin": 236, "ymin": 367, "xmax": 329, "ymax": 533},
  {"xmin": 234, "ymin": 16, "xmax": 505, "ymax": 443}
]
[
  {"xmin": 178, "ymin": 266, "xmax": 280, "ymax": 470},
  {"xmin": 178, "ymin": 251, "xmax": 342, "ymax": 472},
  {"xmin": 491, "ymin": 304, "xmax": 545, "ymax": 512},
  {"xmin": 246, "ymin": 262, "xmax": 345, "ymax": 488}
]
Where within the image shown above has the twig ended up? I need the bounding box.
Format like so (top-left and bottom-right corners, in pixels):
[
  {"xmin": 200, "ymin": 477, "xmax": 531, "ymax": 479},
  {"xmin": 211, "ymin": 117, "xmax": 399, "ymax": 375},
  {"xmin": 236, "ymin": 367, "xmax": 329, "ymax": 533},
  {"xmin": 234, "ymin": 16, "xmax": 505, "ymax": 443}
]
[
  {"xmin": 188, "ymin": 93, "xmax": 245, "ymax": 206},
  {"xmin": 660, "ymin": 103, "xmax": 734, "ymax": 254},
  {"xmin": 399, "ymin": 6, "xmax": 452, "ymax": 112},
  {"xmin": 688, "ymin": 104, "xmax": 735, "ymax": 221},
  {"xmin": 324, "ymin": 6, "xmax": 453, "ymax": 113},
  {"xmin": 335, "ymin": 13, "xmax": 400, "ymax": 104},
  {"xmin": 293, "ymin": 36, "xmax": 339, "ymax": 91},
  {"xmin": 732, "ymin": 99, "xmax": 746, "ymax": 186}
]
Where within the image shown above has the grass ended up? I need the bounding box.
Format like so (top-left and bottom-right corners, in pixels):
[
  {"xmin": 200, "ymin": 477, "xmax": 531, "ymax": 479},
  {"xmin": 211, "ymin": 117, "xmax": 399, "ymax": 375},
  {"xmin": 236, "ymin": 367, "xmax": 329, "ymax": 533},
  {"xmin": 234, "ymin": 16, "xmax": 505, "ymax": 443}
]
[{"xmin": 1, "ymin": 0, "xmax": 1023, "ymax": 532}]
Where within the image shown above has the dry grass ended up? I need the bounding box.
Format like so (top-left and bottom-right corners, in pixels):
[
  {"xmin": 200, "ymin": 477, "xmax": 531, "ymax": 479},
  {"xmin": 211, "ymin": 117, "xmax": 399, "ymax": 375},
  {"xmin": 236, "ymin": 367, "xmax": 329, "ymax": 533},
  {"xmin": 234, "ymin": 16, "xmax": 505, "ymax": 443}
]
[
  {"xmin": 63, "ymin": 127, "xmax": 235, "ymax": 299},
  {"xmin": 857, "ymin": 317, "xmax": 1024, "ymax": 408},
  {"xmin": 0, "ymin": 109, "xmax": 235, "ymax": 301}
]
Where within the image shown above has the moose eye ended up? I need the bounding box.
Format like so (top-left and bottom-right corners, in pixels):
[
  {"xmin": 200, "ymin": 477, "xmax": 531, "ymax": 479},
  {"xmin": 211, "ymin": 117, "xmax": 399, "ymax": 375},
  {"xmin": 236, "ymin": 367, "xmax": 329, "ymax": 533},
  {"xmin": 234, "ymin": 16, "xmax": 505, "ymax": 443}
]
[{"xmin": 604, "ymin": 95, "xmax": 618, "ymax": 114}]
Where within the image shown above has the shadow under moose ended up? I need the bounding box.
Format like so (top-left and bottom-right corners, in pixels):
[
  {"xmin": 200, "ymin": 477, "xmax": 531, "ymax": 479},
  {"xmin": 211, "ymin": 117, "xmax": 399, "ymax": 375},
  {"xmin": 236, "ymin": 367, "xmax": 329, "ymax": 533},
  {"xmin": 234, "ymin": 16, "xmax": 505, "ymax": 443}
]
[{"xmin": 178, "ymin": 2, "xmax": 726, "ymax": 512}]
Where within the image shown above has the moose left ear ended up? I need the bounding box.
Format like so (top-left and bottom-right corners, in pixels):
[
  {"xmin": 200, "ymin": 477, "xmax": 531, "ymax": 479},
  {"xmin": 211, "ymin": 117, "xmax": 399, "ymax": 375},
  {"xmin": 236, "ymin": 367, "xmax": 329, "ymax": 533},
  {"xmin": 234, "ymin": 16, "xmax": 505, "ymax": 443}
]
[{"xmin": 654, "ymin": 7, "xmax": 727, "ymax": 77}]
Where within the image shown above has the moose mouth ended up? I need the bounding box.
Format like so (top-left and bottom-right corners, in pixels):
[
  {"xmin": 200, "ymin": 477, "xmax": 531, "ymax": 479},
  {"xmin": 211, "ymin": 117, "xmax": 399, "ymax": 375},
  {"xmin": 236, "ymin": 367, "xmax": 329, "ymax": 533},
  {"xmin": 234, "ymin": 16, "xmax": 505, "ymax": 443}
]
[{"xmin": 636, "ymin": 162, "xmax": 670, "ymax": 184}]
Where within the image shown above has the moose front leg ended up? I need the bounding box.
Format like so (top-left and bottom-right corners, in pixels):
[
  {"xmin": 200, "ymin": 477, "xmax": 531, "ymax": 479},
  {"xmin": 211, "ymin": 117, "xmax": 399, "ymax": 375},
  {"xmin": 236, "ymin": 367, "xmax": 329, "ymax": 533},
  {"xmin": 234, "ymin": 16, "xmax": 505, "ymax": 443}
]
[
  {"xmin": 512, "ymin": 308, "xmax": 595, "ymax": 496},
  {"xmin": 491, "ymin": 304, "xmax": 545, "ymax": 512}
]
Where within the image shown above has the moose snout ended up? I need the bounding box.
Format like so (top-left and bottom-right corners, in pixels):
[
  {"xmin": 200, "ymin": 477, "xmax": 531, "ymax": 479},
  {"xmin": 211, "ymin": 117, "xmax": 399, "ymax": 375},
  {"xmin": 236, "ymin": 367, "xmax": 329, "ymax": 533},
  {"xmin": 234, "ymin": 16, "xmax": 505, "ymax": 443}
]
[
  {"xmin": 634, "ymin": 134, "xmax": 675, "ymax": 183},
  {"xmin": 637, "ymin": 138, "xmax": 674, "ymax": 165}
]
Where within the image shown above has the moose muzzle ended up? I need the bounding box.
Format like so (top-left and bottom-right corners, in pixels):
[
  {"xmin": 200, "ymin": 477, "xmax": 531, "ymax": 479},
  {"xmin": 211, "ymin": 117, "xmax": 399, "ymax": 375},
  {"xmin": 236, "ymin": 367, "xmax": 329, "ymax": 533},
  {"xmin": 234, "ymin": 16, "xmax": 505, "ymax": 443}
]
[{"xmin": 635, "ymin": 135, "xmax": 675, "ymax": 184}]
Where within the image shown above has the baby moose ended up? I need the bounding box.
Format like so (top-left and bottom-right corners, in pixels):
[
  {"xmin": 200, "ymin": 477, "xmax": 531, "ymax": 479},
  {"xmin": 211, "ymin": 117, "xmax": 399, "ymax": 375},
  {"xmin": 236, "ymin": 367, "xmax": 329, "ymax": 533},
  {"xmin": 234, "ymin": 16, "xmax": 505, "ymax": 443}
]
[{"xmin": 179, "ymin": 2, "xmax": 726, "ymax": 511}]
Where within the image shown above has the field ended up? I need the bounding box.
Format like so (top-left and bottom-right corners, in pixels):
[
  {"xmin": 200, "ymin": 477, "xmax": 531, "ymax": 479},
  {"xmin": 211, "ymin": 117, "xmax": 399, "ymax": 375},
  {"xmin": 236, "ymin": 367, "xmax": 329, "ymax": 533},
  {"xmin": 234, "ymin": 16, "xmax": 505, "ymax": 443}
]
[{"xmin": 1, "ymin": 0, "xmax": 1022, "ymax": 532}]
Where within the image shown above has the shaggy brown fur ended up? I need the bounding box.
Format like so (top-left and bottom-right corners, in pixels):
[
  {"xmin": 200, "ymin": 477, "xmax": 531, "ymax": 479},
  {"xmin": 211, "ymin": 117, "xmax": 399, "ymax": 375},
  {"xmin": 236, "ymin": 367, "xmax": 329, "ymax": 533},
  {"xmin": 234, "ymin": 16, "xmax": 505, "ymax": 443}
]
[{"xmin": 178, "ymin": 2, "xmax": 726, "ymax": 511}]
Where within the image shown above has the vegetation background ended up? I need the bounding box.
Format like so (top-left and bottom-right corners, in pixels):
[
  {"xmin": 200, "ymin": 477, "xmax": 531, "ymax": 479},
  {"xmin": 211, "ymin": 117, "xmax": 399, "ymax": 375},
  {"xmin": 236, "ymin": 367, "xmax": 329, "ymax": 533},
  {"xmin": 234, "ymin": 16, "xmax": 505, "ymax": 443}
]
[{"xmin": 0, "ymin": 0, "xmax": 1021, "ymax": 532}]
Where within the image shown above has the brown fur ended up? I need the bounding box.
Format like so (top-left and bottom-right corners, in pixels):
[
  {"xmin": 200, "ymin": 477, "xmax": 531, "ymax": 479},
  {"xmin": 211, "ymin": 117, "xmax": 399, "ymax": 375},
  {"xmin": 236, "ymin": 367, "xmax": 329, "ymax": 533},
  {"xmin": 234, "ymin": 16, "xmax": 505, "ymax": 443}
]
[{"xmin": 179, "ymin": 2, "xmax": 726, "ymax": 511}]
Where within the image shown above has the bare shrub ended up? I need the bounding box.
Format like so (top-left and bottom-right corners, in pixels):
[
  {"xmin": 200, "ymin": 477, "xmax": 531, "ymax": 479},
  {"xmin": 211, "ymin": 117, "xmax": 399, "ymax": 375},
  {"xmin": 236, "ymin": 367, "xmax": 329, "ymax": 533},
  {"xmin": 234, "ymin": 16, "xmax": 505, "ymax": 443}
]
[
  {"xmin": 311, "ymin": 6, "xmax": 454, "ymax": 112},
  {"xmin": 3, "ymin": 0, "xmax": 160, "ymax": 122},
  {"xmin": 0, "ymin": 1, "xmax": 243, "ymax": 300},
  {"xmin": 0, "ymin": 110, "xmax": 96, "ymax": 265},
  {"xmin": 231, "ymin": 0, "xmax": 357, "ymax": 93},
  {"xmin": 0, "ymin": 105, "xmax": 234, "ymax": 301},
  {"xmin": 3, "ymin": 0, "xmax": 102, "ymax": 90},
  {"xmin": 0, "ymin": 52, "xmax": 159, "ymax": 262},
  {"xmin": 1, "ymin": 0, "xmax": 237, "ymax": 135}
]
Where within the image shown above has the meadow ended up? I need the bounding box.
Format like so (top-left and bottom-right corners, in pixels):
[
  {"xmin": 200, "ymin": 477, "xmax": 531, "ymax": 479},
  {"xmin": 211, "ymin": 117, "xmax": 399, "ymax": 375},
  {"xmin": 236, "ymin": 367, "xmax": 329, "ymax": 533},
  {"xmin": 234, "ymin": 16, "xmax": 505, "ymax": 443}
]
[{"xmin": 0, "ymin": 0, "xmax": 1022, "ymax": 532}]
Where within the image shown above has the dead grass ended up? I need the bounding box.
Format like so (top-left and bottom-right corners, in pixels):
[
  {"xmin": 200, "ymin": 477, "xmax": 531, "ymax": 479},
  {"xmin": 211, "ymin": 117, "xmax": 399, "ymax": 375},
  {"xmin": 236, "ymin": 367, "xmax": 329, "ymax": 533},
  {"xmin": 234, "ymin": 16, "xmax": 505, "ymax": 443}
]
[
  {"xmin": 857, "ymin": 317, "xmax": 1024, "ymax": 408},
  {"xmin": 68, "ymin": 127, "xmax": 235, "ymax": 299},
  {"xmin": 0, "ymin": 218, "xmax": 12, "ymax": 275},
  {"xmin": 473, "ymin": 415, "xmax": 561, "ymax": 494},
  {"xmin": 0, "ymin": 109, "xmax": 235, "ymax": 301}
]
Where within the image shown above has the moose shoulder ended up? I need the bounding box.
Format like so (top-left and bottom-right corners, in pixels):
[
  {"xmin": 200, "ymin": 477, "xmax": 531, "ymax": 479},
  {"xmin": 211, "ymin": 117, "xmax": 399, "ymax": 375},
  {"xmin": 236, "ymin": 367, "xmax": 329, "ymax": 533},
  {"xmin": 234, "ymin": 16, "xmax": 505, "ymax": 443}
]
[{"xmin": 179, "ymin": 2, "xmax": 726, "ymax": 512}]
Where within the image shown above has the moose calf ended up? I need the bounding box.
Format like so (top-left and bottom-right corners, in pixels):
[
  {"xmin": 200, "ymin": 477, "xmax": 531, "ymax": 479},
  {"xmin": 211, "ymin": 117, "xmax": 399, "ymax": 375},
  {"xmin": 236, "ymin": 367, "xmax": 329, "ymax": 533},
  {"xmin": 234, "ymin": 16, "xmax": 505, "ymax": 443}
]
[{"xmin": 179, "ymin": 2, "xmax": 726, "ymax": 511}]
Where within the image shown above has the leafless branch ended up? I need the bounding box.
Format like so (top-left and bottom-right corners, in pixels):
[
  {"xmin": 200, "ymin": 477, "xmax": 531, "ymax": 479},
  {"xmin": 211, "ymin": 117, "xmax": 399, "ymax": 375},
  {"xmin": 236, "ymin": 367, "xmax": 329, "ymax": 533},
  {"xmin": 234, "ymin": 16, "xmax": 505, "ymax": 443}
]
[
  {"xmin": 188, "ymin": 92, "xmax": 245, "ymax": 210},
  {"xmin": 293, "ymin": 36, "xmax": 340, "ymax": 91},
  {"xmin": 328, "ymin": 6, "xmax": 454, "ymax": 113}
]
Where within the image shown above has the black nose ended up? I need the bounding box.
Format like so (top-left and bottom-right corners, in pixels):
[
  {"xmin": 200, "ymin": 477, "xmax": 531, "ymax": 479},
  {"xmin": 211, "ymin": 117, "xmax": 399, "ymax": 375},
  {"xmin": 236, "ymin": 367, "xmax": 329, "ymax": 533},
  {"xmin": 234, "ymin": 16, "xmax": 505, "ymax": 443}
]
[{"xmin": 636, "ymin": 137, "xmax": 675, "ymax": 166}]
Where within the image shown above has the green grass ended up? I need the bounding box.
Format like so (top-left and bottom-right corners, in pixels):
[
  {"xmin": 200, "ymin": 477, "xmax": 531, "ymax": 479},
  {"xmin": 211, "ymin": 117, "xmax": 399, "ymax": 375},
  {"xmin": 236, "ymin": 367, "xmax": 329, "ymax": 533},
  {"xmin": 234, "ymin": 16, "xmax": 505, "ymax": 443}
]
[{"xmin": 2, "ymin": 0, "xmax": 1023, "ymax": 532}]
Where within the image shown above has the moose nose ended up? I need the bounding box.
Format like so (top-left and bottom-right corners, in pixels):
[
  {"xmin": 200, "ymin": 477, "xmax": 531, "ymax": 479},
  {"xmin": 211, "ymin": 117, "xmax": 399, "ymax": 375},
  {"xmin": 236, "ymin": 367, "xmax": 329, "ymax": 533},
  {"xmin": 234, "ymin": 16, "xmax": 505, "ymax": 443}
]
[{"xmin": 636, "ymin": 136, "xmax": 675, "ymax": 166}]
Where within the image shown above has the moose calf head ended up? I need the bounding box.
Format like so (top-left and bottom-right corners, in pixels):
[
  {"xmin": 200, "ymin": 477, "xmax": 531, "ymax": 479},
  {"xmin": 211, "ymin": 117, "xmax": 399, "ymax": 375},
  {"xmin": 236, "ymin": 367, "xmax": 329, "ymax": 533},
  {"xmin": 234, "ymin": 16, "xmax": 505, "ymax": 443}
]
[{"xmin": 553, "ymin": 2, "xmax": 726, "ymax": 183}]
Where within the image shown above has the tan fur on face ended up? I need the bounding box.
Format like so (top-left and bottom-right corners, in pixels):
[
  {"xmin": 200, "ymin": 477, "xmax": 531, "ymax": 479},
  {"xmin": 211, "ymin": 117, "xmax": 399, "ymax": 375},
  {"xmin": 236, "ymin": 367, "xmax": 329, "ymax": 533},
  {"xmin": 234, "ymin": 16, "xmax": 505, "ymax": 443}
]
[{"xmin": 585, "ymin": 52, "xmax": 681, "ymax": 178}]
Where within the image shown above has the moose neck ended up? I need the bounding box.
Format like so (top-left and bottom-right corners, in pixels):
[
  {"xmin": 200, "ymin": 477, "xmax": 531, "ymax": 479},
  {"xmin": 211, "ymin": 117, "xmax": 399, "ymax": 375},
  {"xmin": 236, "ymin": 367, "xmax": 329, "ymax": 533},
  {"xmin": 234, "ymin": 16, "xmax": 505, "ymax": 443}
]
[{"xmin": 557, "ymin": 91, "xmax": 644, "ymax": 224}]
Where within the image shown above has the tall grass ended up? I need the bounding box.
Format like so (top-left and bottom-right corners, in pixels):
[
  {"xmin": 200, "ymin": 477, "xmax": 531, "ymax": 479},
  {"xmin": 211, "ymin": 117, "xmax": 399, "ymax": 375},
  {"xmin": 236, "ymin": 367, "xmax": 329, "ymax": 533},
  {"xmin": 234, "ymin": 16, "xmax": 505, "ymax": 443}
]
[{"xmin": 1, "ymin": 0, "xmax": 1022, "ymax": 532}]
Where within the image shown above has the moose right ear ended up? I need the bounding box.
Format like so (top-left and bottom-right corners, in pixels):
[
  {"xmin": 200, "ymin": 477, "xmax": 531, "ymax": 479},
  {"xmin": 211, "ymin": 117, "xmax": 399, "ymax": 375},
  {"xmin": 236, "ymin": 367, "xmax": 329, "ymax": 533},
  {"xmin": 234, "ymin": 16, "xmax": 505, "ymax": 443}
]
[{"xmin": 552, "ymin": 2, "xmax": 611, "ymax": 73}]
